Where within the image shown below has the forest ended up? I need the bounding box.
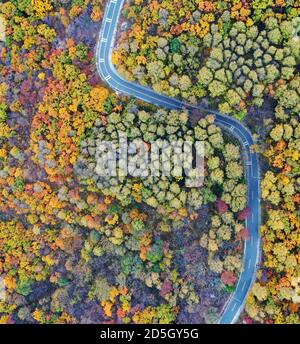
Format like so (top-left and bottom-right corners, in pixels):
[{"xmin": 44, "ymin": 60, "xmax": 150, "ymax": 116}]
[{"xmin": 0, "ymin": 0, "xmax": 299, "ymax": 324}]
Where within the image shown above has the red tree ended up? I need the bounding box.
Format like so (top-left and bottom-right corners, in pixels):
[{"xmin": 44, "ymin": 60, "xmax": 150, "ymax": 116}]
[
  {"xmin": 221, "ymin": 271, "xmax": 237, "ymax": 286},
  {"xmin": 238, "ymin": 206, "xmax": 251, "ymax": 221},
  {"xmin": 216, "ymin": 199, "xmax": 229, "ymax": 214}
]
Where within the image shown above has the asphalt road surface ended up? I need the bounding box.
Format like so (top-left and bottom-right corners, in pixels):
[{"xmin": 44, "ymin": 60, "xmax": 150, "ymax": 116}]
[{"xmin": 96, "ymin": 0, "xmax": 261, "ymax": 324}]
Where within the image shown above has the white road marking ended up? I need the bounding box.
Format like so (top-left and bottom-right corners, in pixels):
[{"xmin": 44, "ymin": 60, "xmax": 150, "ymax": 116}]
[
  {"xmin": 251, "ymin": 236, "xmax": 253, "ymax": 246},
  {"xmin": 243, "ymin": 141, "xmax": 248, "ymax": 147},
  {"xmin": 241, "ymin": 281, "xmax": 247, "ymax": 291},
  {"xmin": 111, "ymin": 0, "xmax": 117, "ymax": 3},
  {"xmin": 104, "ymin": 75, "xmax": 111, "ymax": 81},
  {"xmin": 106, "ymin": 18, "xmax": 112, "ymax": 22},
  {"xmin": 231, "ymin": 303, "xmax": 238, "ymax": 312},
  {"xmin": 230, "ymin": 125, "xmax": 234, "ymax": 131},
  {"xmin": 99, "ymin": 58, "xmax": 104, "ymax": 63},
  {"xmin": 246, "ymin": 161, "xmax": 252, "ymax": 165},
  {"xmin": 248, "ymin": 258, "xmax": 252, "ymax": 269},
  {"xmin": 251, "ymin": 191, "xmax": 254, "ymax": 200},
  {"xmin": 251, "ymin": 213, "xmax": 254, "ymax": 223}
]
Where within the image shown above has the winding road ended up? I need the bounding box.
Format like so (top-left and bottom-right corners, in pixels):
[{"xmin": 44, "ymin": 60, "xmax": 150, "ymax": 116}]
[{"xmin": 96, "ymin": 0, "xmax": 261, "ymax": 324}]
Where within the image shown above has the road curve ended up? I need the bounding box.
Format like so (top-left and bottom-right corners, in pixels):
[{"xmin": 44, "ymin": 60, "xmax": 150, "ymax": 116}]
[{"xmin": 96, "ymin": 0, "xmax": 261, "ymax": 324}]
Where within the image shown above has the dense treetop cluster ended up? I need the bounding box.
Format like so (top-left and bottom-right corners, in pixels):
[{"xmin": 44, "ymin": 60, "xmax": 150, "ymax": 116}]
[
  {"xmin": 77, "ymin": 109, "xmax": 246, "ymax": 214},
  {"xmin": 114, "ymin": 0, "xmax": 300, "ymax": 119},
  {"xmin": 245, "ymin": 89, "xmax": 300, "ymax": 324}
]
